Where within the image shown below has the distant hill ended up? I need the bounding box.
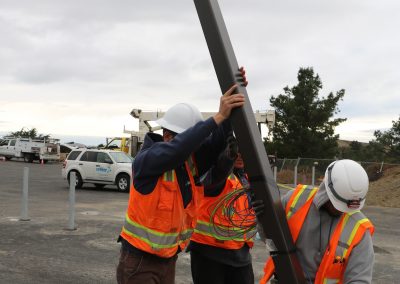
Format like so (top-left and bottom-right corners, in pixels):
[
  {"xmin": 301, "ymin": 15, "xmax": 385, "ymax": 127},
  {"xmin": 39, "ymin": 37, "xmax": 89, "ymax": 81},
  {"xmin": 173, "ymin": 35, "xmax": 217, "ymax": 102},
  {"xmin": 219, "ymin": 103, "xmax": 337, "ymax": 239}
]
[{"xmin": 337, "ymin": 139, "xmax": 369, "ymax": 148}]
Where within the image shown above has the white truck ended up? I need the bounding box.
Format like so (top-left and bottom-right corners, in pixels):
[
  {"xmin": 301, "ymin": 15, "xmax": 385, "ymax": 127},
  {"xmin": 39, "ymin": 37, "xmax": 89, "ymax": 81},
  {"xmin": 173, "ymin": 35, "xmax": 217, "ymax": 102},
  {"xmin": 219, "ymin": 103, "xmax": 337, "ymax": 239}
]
[{"xmin": 0, "ymin": 136, "xmax": 60, "ymax": 163}]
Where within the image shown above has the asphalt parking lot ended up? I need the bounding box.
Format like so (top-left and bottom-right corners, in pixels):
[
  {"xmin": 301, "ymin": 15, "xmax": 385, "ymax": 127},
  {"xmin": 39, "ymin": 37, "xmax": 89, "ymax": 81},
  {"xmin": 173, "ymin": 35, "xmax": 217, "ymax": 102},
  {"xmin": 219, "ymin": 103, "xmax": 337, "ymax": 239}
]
[{"xmin": 1, "ymin": 160, "xmax": 399, "ymax": 283}]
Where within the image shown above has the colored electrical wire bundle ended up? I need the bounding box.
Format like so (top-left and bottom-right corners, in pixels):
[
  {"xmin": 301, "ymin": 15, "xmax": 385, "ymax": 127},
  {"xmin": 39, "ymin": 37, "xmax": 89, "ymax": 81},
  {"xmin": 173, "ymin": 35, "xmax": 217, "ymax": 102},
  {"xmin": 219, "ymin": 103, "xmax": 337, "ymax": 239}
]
[{"xmin": 209, "ymin": 185, "xmax": 257, "ymax": 240}]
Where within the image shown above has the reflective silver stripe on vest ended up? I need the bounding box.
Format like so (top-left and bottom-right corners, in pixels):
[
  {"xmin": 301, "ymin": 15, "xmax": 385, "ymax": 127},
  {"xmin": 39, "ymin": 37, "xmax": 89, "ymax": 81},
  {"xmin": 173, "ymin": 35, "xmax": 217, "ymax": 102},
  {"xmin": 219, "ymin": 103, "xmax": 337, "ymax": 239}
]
[
  {"xmin": 179, "ymin": 229, "xmax": 194, "ymax": 243},
  {"xmin": 163, "ymin": 170, "xmax": 175, "ymax": 182},
  {"xmin": 187, "ymin": 155, "xmax": 197, "ymax": 177},
  {"xmin": 323, "ymin": 279, "xmax": 339, "ymax": 284},
  {"xmin": 287, "ymin": 185, "xmax": 316, "ymax": 219},
  {"xmin": 194, "ymin": 220, "xmax": 251, "ymax": 241},
  {"xmin": 163, "ymin": 155, "xmax": 195, "ymax": 182},
  {"xmin": 123, "ymin": 215, "xmax": 179, "ymax": 249},
  {"xmin": 335, "ymin": 211, "xmax": 370, "ymax": 259}
]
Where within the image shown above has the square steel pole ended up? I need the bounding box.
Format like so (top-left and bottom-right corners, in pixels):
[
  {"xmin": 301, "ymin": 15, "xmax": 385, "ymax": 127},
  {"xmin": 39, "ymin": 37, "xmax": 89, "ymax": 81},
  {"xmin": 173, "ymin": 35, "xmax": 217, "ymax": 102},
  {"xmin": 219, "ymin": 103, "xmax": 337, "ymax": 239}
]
[{"xmin": 193, "ymin": 1, "xmax": 305, "ymax": 282}]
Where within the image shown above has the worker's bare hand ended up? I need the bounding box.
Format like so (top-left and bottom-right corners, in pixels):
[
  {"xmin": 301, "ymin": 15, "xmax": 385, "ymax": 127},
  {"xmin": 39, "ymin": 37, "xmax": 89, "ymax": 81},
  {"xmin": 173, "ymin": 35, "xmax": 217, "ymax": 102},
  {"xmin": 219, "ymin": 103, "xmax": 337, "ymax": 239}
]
[{"xmin": 214, "ymin": 84, "xmax": 245, "ymax": 125}]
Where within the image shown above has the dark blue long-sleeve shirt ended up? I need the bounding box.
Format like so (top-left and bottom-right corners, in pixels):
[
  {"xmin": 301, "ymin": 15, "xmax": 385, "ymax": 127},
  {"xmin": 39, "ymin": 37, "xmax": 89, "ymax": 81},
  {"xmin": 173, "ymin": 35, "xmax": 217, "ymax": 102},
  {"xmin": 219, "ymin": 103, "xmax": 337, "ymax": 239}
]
[{"xmin": 133, "ymin": 117, "xmax": 231, "ymax": 208}]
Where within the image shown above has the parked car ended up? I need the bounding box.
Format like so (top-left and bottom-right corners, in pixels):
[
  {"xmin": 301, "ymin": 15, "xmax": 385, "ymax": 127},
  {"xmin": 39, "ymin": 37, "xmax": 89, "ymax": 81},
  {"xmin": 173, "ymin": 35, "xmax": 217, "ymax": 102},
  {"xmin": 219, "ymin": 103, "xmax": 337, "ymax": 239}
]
[{"xmin": 62, "ymin": 149, "xmax": 133, "ymax": 192}]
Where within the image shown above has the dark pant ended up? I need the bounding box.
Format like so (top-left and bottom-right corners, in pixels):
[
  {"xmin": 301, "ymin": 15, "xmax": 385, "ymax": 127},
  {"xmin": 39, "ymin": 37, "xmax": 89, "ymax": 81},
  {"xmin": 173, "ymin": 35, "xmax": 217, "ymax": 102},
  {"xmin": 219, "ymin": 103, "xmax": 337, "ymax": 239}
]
[
  {"xmin": 190, "ymin": 250, "xmax": 254, "ymax": 284},
  {"xmin": 116, "ymin": 249, "xmax": 177, "ymax": 284}
]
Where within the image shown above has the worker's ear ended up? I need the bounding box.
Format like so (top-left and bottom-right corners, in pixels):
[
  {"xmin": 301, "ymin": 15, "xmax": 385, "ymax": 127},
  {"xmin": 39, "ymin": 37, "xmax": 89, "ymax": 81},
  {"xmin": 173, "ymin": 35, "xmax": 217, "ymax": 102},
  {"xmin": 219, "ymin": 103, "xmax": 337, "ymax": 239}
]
[{"xmin": 162, "ymin": 129, "xmax": 176, "ymax": 142}]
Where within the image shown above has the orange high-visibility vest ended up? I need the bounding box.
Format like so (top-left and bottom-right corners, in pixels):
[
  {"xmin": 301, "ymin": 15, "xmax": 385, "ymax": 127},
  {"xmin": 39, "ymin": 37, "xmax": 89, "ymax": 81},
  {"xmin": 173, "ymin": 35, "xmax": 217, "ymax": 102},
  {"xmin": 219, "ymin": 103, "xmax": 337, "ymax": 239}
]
[
  {"xmin": 260, "ymin": 184, "xmax": 374, "ymax": 284},
  {"xmin": 191, "ymin": 173, "xmax": 255, "ymax": 249},
  {"xmin": 120, "ymin": 155, "xmax": 204, "ymax": 258}
]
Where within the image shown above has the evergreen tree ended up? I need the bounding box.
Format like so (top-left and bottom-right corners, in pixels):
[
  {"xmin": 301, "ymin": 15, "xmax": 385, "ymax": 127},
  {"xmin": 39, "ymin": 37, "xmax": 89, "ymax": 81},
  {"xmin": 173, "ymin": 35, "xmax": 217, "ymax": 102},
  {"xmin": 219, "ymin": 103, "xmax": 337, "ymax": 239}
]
[
  {"xmin": 372, "ymin": 116, "xmax": 400, "ymax": 162},
  {"xmin": 265, "ymin": 67, "xmax": 346, "ymax": 158}
]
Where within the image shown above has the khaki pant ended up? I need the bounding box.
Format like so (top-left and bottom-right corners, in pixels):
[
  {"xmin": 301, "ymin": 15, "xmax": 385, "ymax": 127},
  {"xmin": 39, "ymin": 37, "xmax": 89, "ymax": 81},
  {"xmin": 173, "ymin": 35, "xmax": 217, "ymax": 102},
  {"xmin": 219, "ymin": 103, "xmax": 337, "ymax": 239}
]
[{"xmin": 116, "ymin": 249, "xmax": 178, "ymax": 284}]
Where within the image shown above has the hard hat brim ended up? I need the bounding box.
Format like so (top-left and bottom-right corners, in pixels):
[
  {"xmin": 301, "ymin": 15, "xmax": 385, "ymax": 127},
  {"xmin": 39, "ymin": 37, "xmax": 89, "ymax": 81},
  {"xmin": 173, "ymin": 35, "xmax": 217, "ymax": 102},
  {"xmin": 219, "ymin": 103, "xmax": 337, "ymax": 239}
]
[{"xmin": 155, "ymin": 118, "xmax": 185, "ymax": 134}]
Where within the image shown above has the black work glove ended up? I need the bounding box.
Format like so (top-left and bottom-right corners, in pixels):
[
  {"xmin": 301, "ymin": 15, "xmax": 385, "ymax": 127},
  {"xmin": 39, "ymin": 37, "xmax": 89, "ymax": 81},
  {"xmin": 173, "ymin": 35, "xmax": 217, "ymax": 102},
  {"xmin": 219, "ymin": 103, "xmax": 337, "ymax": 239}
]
[
  {"xmin": 226, "ymin": 133, "xmax": 239, "ymax": 160},
  {"xmin": 236, "ymin": 66, "xmax": 248, "ymax": 87},
  {"xmin": 250, "ymin": 192, "xmax": 265, "ymax": 217}
]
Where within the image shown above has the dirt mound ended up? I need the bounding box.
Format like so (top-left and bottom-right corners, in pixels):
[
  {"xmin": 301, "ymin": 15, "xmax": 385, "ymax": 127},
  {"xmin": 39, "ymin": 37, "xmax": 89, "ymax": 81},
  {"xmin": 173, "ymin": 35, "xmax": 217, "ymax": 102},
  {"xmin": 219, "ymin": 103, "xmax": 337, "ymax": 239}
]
[{"xmin": 367, "ymin": 166, "xmax": 400, "ymax": 208}]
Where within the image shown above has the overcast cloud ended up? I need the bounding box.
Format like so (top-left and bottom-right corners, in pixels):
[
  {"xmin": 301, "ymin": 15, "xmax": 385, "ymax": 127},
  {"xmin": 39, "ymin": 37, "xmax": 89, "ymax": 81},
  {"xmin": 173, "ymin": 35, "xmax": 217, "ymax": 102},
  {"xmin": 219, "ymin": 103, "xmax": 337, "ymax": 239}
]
[{"xmin": 0, "ymin": 0, "xmax": 399, "ymax": 143}]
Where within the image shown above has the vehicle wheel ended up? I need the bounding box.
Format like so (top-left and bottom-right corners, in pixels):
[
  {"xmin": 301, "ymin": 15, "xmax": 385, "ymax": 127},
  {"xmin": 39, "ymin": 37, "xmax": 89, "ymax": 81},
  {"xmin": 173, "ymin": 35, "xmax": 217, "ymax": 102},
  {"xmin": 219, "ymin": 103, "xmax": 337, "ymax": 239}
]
[
  {"xmin": 24, "ymin": 154, "xmax": 34, "ymax": 163},
  {"xmin": 68, "ymin": 171, "xmax": 83, "ymax": 189},
  {"xmin": 116, "ymin": 174, "xmax": 130, "ymax": 192},
  {"xmin": 5, "ymin": 157, "xmax": 11, "ymax": 161},
  {"xmin": 94, "ymin": 184, "xmax": 105, "ymax": 189}
]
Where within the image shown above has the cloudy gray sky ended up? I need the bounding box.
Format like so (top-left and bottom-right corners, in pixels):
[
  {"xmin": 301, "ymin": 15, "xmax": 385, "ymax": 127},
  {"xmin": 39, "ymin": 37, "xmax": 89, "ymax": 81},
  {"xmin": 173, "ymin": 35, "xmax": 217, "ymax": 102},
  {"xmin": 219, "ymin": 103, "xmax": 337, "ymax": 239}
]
[{"xmin": 0, "ymin": 0, "xmax": 399, "ymax": 143}]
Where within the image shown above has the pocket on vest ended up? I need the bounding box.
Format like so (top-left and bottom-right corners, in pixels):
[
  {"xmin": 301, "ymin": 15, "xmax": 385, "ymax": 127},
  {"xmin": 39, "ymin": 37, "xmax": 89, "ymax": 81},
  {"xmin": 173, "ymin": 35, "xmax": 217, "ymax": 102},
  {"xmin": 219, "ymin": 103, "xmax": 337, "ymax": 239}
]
[{"xmin": 158, "ymin": 185, "xmax": 177, "ymax": 211}]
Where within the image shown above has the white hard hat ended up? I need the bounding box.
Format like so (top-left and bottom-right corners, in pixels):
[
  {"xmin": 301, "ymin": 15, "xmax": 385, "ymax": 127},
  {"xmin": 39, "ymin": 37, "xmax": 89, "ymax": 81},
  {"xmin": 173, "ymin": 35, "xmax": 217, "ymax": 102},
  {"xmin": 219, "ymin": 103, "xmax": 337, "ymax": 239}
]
[
  {"xmin": 155, "ymin": 103, "xmax": 203, "ymax": 134},
  {"xmin": 324, "ymin": 159, "xmax": 369, "ymax": 213}
]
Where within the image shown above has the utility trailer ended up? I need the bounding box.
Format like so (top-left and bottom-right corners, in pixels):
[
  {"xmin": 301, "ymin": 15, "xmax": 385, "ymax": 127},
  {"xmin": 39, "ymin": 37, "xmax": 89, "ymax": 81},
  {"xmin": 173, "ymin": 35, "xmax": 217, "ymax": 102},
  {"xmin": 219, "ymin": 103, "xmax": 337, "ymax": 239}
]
[{"xmin": 0, "ymin": 136, "xmax": 60, "ymax": 163}]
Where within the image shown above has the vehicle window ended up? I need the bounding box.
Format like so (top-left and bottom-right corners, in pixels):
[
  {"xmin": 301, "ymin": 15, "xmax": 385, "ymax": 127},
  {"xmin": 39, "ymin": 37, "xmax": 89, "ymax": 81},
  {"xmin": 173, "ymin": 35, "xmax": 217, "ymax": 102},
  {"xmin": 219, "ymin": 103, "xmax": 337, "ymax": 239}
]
[
  {"xmin": 84, "ymin": 151, "xmax": 98, "ymax": 162},
  {"xmin": 10, "ymin": 140, "xmax": 16, "ymax": 146},
  {"xmin": 0, "ymin": 140, "xmax": 8, "ymax": 146},
  {"xmin": 61, "ymin": 145, "xmax": 73, "ymax": 153},
  {"xmin": 109, "ymin": 152, "xmax": 134, "ymax": 163},
  {"xmin": 97, "ymin": 152, "xmax": 112, "ymax": 163},
  {"xmin": 67, "ymin": 151, "xmax": 82, "ymax": 160}
]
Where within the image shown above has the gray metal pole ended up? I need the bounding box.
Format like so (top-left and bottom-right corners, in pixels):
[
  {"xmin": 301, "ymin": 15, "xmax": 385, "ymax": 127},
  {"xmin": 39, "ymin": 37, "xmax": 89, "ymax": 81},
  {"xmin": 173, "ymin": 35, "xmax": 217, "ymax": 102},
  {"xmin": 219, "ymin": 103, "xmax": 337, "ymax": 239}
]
[
  {"xmin": 67, "ymin": 172, "xmax": 77, "ymax": 230},
  {"xmin": 379, "ymin": 161, "xmax": 384, "ymax": 172},
  {"xmin": 280, "ymin": 158, "xmax": 286, "ymax": 172},
  {"xmin": 311, "ymin": 166, "xmax": 315, "ymax": 187},
  {"xmin": 20, "ymin": 167, "xmax": 30, "ymax": 221},
  {"xmin": 193, "ymin": 1, "xmax": 305, "ymax": 282},
  {"xmin": 294, "ymin": 158, "xmax": 301, "ymax": 187},
  {"xmin": 274, "ymin": 166, "xmax": 278, "ymax": 182}
]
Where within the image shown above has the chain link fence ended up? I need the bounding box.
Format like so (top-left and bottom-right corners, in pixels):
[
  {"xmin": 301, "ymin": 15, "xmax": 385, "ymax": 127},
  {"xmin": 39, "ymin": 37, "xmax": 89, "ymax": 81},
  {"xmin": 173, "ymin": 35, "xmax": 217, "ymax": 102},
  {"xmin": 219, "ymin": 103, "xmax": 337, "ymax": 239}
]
[{"xmin": 272, "ymin": 158, "xmax": 400, "ymax": 187}]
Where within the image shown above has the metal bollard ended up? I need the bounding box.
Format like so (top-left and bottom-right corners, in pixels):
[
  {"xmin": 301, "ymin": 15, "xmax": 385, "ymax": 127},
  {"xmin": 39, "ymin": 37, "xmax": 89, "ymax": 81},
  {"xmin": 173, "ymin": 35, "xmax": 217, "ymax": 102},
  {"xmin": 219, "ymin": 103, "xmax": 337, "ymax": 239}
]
[
  {"xmin": 67, "ymin": 172, "xmax": 77, "ymax": 230},
  {"xmin": 273, "ymin": 166, "xmax": 277, "ymax": 182},
  {"xmin": 294, "ymin": 165, "xmax": 298, "ymax": 187},
  {"xmin": 20, "ymin": 167, "xmax": 30, "ymax": 221}
]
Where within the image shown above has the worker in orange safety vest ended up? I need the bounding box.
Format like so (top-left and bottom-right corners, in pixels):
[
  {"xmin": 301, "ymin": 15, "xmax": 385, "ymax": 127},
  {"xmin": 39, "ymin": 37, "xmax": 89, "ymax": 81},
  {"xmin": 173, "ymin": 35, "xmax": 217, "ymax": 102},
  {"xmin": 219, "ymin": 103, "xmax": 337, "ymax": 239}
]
[
  {"xmin": 116, "ymin": 75, "xmax": 248, "ymax": 284},
  {"xmin": 259, "ymin": 159, "xmax": 375, "ymax": 284},
  {"xmin": 189, "ymin": 136, "xmax": 257, "ymax": 284}
]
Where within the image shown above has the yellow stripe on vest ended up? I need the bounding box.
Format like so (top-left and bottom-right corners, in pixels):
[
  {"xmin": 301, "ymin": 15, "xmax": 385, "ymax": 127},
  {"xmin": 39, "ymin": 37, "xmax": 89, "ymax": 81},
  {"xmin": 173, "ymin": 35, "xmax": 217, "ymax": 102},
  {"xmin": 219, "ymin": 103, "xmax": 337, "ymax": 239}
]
[{"xmin": 287, "ymin": 185, "xmax": 308, "ymax": 218}]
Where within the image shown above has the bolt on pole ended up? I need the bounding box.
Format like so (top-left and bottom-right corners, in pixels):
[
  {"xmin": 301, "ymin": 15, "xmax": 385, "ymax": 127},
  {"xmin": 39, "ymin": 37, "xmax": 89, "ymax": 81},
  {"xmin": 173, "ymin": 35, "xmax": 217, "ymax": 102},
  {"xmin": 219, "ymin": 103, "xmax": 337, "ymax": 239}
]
[
  {"xmin": 193, "ymin": 0, "xmax": 306, "ymax": 282},
  {"xmin": 67, "ymin": 172, "xmax": 77, "ymax": 230},
  {"xmin": 20, "ymin": 167, "xmax": 30, "ymax": 221}
]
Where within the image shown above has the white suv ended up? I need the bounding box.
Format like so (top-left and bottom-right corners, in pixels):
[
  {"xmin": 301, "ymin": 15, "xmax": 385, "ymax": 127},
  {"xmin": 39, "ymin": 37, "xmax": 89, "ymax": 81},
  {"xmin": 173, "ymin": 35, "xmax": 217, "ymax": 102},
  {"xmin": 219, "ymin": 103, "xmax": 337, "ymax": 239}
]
[{"xmin": 62, "ymin": 149, "xmax": 133, "ymax": 192}]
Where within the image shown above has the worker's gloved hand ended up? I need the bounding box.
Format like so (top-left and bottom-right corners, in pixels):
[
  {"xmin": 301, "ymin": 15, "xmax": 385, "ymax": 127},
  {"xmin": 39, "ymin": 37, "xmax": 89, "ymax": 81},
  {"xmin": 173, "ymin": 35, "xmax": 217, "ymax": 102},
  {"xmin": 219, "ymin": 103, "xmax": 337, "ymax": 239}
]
[
  {"xmin": 250, "ymin": 191, "xmax": 265, "ymax": 216},
  {"xmin": 226, "ymin": 133, "xmax": 239, "ymax": 160},
  {"xmin": 237, "ymin": 66, "xmax": 248, "ymax": 87}
]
